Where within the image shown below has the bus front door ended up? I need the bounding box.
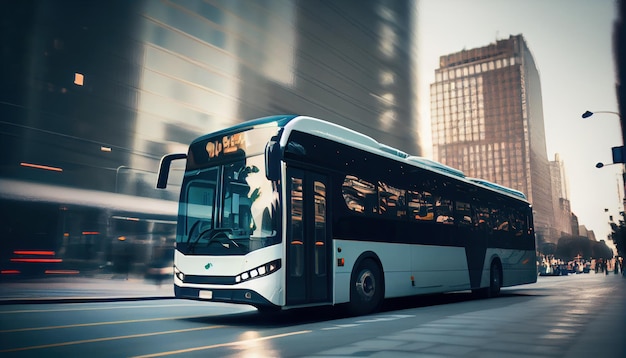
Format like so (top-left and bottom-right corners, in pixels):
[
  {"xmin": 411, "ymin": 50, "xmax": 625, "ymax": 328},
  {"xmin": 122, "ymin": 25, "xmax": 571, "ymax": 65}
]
[{"xmin": 286, "ymin": 168, "xmax": 331, "ymax": 305}]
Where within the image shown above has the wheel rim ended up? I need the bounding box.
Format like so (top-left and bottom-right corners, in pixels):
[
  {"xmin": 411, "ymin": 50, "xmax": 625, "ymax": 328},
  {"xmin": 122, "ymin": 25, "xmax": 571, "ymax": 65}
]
[{"xmin": 356, "ymin": 270, "xmax": 376, "ymax": 301}]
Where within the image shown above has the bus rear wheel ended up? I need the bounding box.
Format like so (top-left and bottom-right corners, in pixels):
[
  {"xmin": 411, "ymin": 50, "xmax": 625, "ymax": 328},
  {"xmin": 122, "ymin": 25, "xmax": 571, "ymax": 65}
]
[
  {"xmin": 473, "ymin": 261, "xmax": 502, "ymax": 298},
  {"xmin": 487, "ymin": 261, "xmax": 502, "ymax": 297},
  {"xmin": 347, "ymin": 258, "xmax": 383, "ymax": 316}
]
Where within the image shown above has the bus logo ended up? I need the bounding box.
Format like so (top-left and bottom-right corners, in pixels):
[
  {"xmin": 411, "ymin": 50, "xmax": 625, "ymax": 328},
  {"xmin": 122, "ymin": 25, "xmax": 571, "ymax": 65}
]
[{"xmin": 204, "ymin": 263, "xmax": 213, "ymax": 270}]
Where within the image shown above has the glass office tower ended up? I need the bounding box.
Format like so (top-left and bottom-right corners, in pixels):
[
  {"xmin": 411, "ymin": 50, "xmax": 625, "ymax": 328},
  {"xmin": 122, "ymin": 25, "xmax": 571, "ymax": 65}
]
[
  {"xmin": 0, "ymin": 0, "xmax": 419, "ymax": 197},
  {"xmin": 431, "ymin": 34, "xmax": 555, "ymax": 242}
]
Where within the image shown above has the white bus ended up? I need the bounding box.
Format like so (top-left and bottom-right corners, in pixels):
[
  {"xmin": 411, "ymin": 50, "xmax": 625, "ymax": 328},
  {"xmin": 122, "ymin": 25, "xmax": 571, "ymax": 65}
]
[{"xmin": 156, "ymin": 115, "xmax": 536, "ymax": 315}]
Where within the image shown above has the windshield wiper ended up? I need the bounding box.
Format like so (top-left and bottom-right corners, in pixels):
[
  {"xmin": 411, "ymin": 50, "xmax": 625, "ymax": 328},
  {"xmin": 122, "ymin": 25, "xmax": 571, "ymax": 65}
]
[
  {"xmin": 187, "ymin": 227, "xmax": 240, "ymax": 253},
  {"xmin": 187, "ymin": 221, "xmax": 205, "ymax": 253}
]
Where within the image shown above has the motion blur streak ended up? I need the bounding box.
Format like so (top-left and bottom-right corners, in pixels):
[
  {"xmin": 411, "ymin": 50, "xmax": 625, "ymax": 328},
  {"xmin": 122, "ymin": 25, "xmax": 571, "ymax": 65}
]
[
  {"xmin": 0, "ymin": 325, "xmax": 222, "ymax": 353},
  {"xmin": 1, "ymin": 303, "xmax": 206, "ymax": 314},
  {"xmin": 132, "ymin": 330, "xmax": 312, "ymax": 358},
  {"xmin": 0, "ymin": 315, "xmax": 205, "ymax": 333}
]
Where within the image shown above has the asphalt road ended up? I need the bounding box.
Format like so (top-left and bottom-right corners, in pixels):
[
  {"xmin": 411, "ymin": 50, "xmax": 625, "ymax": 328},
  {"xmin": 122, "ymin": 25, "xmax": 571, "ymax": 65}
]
[{"xmin": 0, "ymin": 273, "xmax": 624, "ymax": 357}]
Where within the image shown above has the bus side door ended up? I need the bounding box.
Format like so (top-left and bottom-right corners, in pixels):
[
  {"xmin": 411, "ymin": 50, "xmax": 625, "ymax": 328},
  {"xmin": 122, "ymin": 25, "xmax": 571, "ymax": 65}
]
[{"xmin": 286, "ymin": 167, "xmax": 331, "ymax": 305}]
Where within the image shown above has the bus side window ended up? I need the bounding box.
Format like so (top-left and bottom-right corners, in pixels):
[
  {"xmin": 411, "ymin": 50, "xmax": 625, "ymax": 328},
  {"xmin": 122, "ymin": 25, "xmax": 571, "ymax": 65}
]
[
  {"xmin": 408, "ymin": 190, "xmax": 434, "ymax": 221},
  {"xmin": 342, "ymin": 175, "xmax": 378, "ymax": 214},
  {"xmin": 455, "ymin": 201, "xmax": 472, "ymax": 226},
  {"xmin": 378, "ymin": 181, "xmax": 406, "ymax": 219},
  {"xmin": 475, "ymin": 205, "xmax": 492, "ymax": 234},
  {"xmin": 435, "ymin": 197, "xmax": 454, "ymax": 224}
]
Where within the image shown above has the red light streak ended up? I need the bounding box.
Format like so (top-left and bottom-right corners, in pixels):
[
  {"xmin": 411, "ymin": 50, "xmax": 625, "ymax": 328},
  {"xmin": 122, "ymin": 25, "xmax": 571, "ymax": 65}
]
[
  {"xmin": 45, "ymin": 270, "xmax": 79, "ymax": 275},
  {"xmin": 13, "ymin": 250, "xmax": 55, "ymax": 256},
  {"xmin": 20, "ymin": 162, "xmax": 63, "ymax": 172},
  {"xmin": 10, "ymin": 258, "xmax": 63, "ymax": 263},
  {"xmin": 1, "ymin": 270, "xmax": 21, "ymax": 275}
]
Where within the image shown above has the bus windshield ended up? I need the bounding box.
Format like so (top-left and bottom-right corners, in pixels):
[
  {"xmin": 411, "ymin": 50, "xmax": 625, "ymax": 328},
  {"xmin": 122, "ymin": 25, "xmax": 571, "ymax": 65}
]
[{"xmin": 177, "ymin": 130, "xmax": 280, "ymax": 255}]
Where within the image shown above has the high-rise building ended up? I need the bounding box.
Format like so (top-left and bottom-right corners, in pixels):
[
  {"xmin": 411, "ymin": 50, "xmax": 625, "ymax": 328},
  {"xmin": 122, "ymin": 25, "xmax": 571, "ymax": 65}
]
[
  {"xmin": 430, "ymin": 34, "xmax": 555, "ymax": 242},
  {"xmin": 0, "ymin": 0, "xmax": 419, "ymax": 198},
  {"xmin": 550, "ymin": 153, "xmax": 573, "ymax": 238}
]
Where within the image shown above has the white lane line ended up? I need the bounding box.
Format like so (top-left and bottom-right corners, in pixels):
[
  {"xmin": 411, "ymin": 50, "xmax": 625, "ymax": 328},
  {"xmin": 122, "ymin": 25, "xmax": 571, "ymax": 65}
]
[
  {"xmin": 0, "ymin": 303, "xmax": 212, "ymax": 314},
  {"xmin": 0, "ymin": 325, "xmax": 222, "ymax": 353},
  {"xmin": 0, "ymin": 315, "xmax": 205, "ymax": 333},
  {"xmin": 132, "ymin": 330, "xmax": 312, "ymax": 358}
]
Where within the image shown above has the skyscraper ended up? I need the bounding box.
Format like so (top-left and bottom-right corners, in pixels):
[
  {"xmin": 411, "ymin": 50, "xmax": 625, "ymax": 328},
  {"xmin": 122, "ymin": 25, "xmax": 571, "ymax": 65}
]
[
  {"xmin": 0, "ymin": 0, "xmax": 419, "ymax": 197},
  {"xmin": 550, "ymin": 153, "xmax": 573, "ymax": 238},
  {"xmin": 430, "ymin": 34, "xmax": 555, "ymax": 242}
]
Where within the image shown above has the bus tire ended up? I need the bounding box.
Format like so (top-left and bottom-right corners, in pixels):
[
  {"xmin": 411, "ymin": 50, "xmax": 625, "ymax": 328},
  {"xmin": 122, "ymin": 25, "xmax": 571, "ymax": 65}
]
[
  {"xmin": 487, "ymin": 261, "xmax": 502, "ymax": 297},
  {"xmin": 473, "ymin": 260, "xmax": 502, "ymax": 298},
  {"xmin": 347, "ymin": 258, "xmax": 383, "ymax": 316}
]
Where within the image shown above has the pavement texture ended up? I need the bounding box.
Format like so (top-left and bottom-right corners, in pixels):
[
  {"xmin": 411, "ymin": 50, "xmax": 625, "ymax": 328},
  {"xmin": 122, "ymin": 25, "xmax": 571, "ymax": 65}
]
[{"xmin": 0, "ymin": 275, "xmax": 174, "ymax": 304}]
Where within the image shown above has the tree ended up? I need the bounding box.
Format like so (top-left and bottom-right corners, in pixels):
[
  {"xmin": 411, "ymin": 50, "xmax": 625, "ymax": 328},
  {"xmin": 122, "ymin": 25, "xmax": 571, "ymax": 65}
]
[
  {"xmin": 592, "ymin": 240, "xmax": 614, "ymax": 260},
  {"xmin": 609, "ymin": 213, "xmax": 626, "ymax": 258},
  {"xmin": 554, "ymin": 236, "xmax": 592, "ymax": 261},
  {"xmin": 540, "ymin": 242, "xmax": 556, "ymax": 257}
]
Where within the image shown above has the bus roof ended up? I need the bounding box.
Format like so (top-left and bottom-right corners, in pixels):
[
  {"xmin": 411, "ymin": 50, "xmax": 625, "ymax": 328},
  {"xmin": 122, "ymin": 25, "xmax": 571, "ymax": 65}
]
[
  {"xmin": 191, "ymin": 115, "xmax": 529, "ymax": 203},
  {"xmin": 466, "ymin": 178, "xmax": 528, "ymax": 200}
]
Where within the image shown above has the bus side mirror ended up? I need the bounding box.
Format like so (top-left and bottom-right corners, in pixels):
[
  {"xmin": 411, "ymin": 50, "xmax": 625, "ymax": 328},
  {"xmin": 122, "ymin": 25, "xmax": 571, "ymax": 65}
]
[
  {"xmin": 156, "ymin": 153, "xmax": 187, "ymax": 189},
  {"xmin": 265, "ymin": 140, "xmax": 280, "ymax": 181}
]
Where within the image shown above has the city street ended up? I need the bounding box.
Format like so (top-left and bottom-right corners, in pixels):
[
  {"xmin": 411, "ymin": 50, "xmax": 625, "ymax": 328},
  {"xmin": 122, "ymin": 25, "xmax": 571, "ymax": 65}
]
[{"xmin": 1, "ymin": 273, "xmax": 624, "ymax": 357}]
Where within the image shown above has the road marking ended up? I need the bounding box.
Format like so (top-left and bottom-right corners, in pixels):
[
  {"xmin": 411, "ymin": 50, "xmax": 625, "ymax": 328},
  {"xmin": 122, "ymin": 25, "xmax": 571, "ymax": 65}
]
[
  {"xmin": 0, "ymin": 325, "xmax": 222, "ymax": 353},
  {"xmin": 132, "ymin": 330, "xmax": 312, "ymax": 357},
  {"xmin": 321, "ymin": 314, "xmax": 416, "ymax": 330},
  {"xmin": 0, "ymin": 315, "xmax": 205, "ymax": 333},
  {"xmin": 321, "ymin": 324, "xmax": 360, "ymax": 330},
  {"xmin": 0, "ymin": 303, "xmax": 211, "ymax": 314}
]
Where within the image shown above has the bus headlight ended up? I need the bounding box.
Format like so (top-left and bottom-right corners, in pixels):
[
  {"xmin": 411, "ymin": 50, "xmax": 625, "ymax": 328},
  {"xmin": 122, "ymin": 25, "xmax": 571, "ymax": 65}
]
[
  {"xmin": 174, "ymin": 266, "xmax": 185, "ymax": 281},
  {"xmin": 235, "ymin": 259, "xmax": 281, "ymax": 283}
]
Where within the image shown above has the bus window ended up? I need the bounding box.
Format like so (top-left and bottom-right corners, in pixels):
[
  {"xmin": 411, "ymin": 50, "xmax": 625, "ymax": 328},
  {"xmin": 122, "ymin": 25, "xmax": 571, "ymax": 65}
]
[
  {"xmin": 290, "ymin": 177, "xmax": 304, "ymax": 278},
  {"xmin": 314, "ymin": 181, "xmax": 326, "ymax": 276},
  {"xmin": 475, "ymin": 205, "xmax": 492, "ymax": 233},
  {"xmin": 455, "ymin": 201, "xmax": 472, "ymax": 226},
  {"xmin": 342, "ymin": 175, "xmax": 377, "ymax": 214},
  {"xmin": 186, "ymin": 179, "xmax": 217, "ymax": 235},
  {"xmin": 435, "ymin": 197, "xmax": 454, "ymax": 224},
  {"xmin": 378, "ymin": 181, "xmax": 406, "ymax": 218},
  {"xmin": 408, "ymin": 190, "xmax": 434, "ymax": 221}
]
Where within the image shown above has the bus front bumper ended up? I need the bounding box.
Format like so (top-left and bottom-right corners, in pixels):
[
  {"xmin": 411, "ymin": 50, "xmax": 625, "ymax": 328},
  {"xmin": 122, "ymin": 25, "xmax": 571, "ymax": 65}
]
[{"xmin": 174, "ymin": 285, "xmax": 278, "ymax": 309}]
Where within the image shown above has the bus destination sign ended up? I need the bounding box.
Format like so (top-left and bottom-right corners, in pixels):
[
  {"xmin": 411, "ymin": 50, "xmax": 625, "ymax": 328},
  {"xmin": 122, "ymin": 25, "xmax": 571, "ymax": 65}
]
[{"xmin": 205, "ymin": 133, "xmax": 246, "ymax": 159}]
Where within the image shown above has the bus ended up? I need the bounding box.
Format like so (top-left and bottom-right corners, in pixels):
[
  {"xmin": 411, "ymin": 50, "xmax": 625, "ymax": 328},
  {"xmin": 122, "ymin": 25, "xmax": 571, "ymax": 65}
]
[
  {"xmin": 0, "ymin": 179, "xmax": 177, "ymax": 278},
  {"xmin": 156, "ymin": 115, "xmax": 536, "ymax": 315}
]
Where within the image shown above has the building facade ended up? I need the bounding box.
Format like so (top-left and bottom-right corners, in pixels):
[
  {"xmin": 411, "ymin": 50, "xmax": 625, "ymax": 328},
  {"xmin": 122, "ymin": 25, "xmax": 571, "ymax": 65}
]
[
  {"xmin": 550, "ymin": 153, "xmax": 573, "ymax": 239},
  {"xmin": 430, "ymin": 34, "xmax": 556, "ymax": 242},
  {"xmin": 0, "ymin": 0, "xmax": 420, "ymax": 199}
]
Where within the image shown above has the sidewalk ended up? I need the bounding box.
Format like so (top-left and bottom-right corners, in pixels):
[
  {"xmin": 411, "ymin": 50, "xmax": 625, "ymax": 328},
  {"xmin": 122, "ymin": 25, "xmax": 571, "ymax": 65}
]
[{"xmin": 0, "ymin": 275, "xmax": 174, "ymax": 304}]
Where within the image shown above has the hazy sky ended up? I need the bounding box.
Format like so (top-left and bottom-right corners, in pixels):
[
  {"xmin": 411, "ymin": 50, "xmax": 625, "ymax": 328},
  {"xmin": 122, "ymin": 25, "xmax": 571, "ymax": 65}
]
[{"xmin": 417, "ymin": 0, "xmax": 621, "ymax": 246}]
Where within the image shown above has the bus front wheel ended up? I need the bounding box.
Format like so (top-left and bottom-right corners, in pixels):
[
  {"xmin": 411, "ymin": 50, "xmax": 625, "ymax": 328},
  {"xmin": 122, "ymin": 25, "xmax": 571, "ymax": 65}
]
[{"xmin": 347, "ymin": 258, "xmax": 383, "ymax": 316}]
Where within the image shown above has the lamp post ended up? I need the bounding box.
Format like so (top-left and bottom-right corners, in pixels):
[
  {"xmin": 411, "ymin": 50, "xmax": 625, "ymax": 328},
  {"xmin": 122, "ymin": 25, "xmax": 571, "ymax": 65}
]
[
  {"xmin": 583, "ymin": 110, "xmax": 626, "ymax": 250},
  {"xmin": 582, "ymin": 110, "xmax": 623, "ymax": 168}
]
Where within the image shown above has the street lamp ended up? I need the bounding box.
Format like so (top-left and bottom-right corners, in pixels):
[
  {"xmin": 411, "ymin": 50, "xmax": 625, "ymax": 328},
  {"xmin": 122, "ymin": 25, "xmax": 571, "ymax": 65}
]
[
  {"xmin": 581, "ymin": 110, "xmax": 621, "ymax": 119},
  {"xmin": 583, "ymin": 110, "xmax": 624, "ymax": 169}
]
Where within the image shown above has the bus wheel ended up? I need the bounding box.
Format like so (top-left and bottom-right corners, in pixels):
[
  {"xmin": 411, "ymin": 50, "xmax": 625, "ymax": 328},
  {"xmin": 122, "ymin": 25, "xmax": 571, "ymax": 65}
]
[
  {"xmin": 347, "ymin": 258, "xmax": 383, "ymax": 316},
  {"xmin": 487, "ymin": 261, "xmax": 502, "ymax": 297},
  {"xmin": 473, "ymin": 261, "xmax": 502, "ymax": 299}
]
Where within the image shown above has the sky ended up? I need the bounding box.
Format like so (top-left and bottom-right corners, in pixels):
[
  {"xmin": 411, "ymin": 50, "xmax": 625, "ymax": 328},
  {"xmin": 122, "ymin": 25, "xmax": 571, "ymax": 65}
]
[{"xmin": 417, "ymin": 0, "xmax": 622, "ymax": 247}]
